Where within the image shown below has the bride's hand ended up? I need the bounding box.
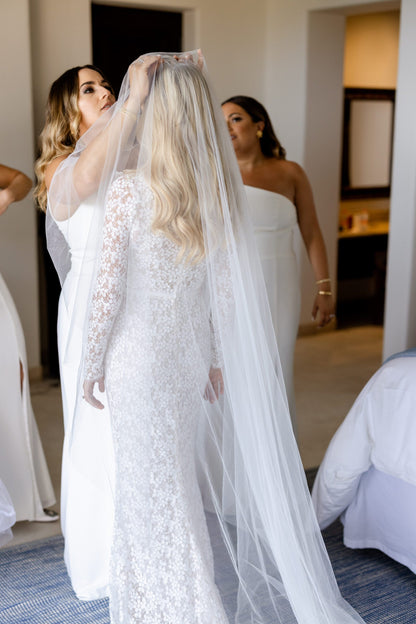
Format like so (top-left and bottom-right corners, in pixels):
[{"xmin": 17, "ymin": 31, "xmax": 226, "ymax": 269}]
[
  {"xmin": 203, "ymin": 367, "xmax": 224, "ymax": 403},
  {"xmin": 83, "ymin": 377, "xmax": 105, "ymax": 410}
]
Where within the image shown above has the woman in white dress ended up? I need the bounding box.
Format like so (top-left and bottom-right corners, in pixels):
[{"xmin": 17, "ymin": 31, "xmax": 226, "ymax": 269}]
[
  {"xmin": 0, "ymin": 479, "xmax": 15, "ymax": 547},
  {"xmin": 0, "ymin": 164, "xmax": 56, "ymax": 525},
  {"xmin": 222, "ymin": 96, "xmax": 335, "ymax": 423},
  {"xmin": 35, "ymin": 61, "xmax": 152, "ymax": 599},
  {"xmin": 82, "ymin": 52, "xmax": 366, "ymax": 624}
]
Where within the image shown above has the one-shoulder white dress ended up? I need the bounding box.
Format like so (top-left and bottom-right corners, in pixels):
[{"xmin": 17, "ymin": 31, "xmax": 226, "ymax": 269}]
[
  {"xmin": 54, "ymin": 196, "xmax": 115, "ymax": 600},
  {"xmin": 245, "ymin": 185, "xmax": 300, "ymax": 424}
]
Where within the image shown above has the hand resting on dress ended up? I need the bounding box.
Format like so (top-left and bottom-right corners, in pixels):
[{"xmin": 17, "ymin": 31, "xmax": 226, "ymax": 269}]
[
  {"xmin": 203, "ymin": 367, "xmax": 224, "ymax": 404},
  {"xmin": 83, "ymin": 378, "xmax": 106, "ymax": 410}
]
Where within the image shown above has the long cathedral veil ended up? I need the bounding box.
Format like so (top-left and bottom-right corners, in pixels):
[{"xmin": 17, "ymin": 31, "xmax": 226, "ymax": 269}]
[{"xmin": 47, "ymin": 52, "xmax": 365, "ymax": 623}]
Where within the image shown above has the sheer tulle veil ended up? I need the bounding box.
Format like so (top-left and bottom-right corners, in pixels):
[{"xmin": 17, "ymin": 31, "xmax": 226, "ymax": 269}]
[{"xmin": 47, "ymin": 51, "xmax": 365, "ymax": 623}]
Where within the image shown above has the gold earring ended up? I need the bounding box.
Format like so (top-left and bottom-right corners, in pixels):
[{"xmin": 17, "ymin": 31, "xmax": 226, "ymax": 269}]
[{"xmin": 256, "ymin": 130, "xmax": 263, "ymax": 139}]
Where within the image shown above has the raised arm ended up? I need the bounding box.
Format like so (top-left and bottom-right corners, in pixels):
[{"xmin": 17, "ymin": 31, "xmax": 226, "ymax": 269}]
[
  {"xmin": 45, "ymin": 56, "xmax": 161, "ymax": 219},
  {"xmin": 83, "ymin": 175, "xmax": 137, "ymax": 408},
  {"xmin": 0, "ymin": 164, "xmax": 32, "ymax": 216},
  {"xmin": 72, "ymin": 56, "xmax": 160, "ymax": 202}
]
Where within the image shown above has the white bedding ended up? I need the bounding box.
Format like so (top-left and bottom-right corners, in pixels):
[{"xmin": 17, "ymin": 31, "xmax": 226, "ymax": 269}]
[{"xmin": 312, "ymin": 354, "xmax": 416, "ymax": 573}]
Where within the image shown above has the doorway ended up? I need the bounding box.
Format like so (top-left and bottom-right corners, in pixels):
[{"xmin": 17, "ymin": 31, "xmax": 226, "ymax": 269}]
[
  {"xmin": 303, "ymin": 4, "xmax": 400, "ymax": 334},
  {"xmin": 91, "ymin": 3, "xmax": 183, "ymax": 94},
  {"xmin": 336, "ymin": 10, "xmax": 399, "ymax": 328}
]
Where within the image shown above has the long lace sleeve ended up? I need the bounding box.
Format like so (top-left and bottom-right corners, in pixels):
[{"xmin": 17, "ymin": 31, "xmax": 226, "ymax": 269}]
[
  {"xmin": 84, "ymin": 175, "xmax": 137, "ymax": 381},
  {"xmin": 209, "ymin": 247, "xmax": 235, "ymax": 369}
]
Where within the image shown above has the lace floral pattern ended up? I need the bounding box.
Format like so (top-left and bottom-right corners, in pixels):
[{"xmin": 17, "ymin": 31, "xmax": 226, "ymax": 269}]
[
  {"xmin": 85, "ymin": 173, "xmax": 229, "ymax": 624},
  {"xmin": 84, "ymin": 177, "xmax": 138, "ymax": 382}
]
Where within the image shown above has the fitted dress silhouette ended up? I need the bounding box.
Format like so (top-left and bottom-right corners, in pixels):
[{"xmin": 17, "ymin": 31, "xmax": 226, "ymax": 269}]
[
  {"xmin": 54, "ymin": 195, "xmax": 114, "ymax": 599},
  {"xmin": 85, "ymin": 173, "xmax": 229, "ymax": 623},
  {"xmin": 245, "ymin": 185, "xmax": 300, "ymax": 422}
]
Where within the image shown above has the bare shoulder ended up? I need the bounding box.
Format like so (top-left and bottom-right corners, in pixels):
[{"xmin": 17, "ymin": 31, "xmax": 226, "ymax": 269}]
[
  {"xmin": 284, "ymin": 161, "xmax": 314, "ymax": 199},
  {"xmin": 281, "ymin": 160, "xmax": 308, "ymax": 182},
  {"xmin": 267, "ymin": 159, "xmax": 306, "ymax": 184},
  {"xmin": 44, "ymin": 155, "xmax": 68, "ymax": 190}
]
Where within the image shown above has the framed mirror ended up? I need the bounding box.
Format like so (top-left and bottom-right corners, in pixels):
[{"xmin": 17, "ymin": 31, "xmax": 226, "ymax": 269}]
[{"xmin": 341, "ymin": 88, "xmax": 395, "ymax": 199}]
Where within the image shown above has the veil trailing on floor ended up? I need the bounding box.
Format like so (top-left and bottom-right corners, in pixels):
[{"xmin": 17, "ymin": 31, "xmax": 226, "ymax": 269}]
[{"xmin": 47, "ymin": 51, "xmax": 365, "ymax": 623}]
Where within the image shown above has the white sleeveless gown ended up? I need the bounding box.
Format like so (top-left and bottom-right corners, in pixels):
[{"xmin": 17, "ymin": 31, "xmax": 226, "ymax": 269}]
[
  {"xmin": 0, "ymin": 478, "xmax": 15, "ymax": 547},
  {"xmin": 245, "ymin": 185, "xmax": 300, "ymax": 424},
  {"xmin": 0, "ymin": 272, "xmax": 55, "ymax": 522},
  {"xmin": 55, "ymin": 196, "xmax": 115, "ymax": 600}
]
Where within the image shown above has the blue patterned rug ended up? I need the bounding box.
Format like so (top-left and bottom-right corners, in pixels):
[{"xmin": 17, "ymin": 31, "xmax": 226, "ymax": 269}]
[{"xmin": 1, "ymin": 517, "xmax": 415, "ymax": 623}]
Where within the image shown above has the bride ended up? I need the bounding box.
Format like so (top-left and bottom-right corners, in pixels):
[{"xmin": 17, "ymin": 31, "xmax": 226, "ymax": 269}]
[{"xmin": 80, "ymin": 52, "xmax": 365, "ymax": 624}]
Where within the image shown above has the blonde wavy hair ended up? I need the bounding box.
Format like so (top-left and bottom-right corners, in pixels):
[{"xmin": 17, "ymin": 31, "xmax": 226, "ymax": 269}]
[
  {"xmin": 150, "ymin": 61, "xmax": 226, "ymax": 263},
  {"xmin": 34, "ymin": 65, "xmax": 113, "ymax": 212}
]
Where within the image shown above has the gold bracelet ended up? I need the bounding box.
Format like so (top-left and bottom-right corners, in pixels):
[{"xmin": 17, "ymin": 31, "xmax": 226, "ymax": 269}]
[
  {"xmin": 316, "ymin": 278, "xmax": 331, "ymax": 285},
  {"xmin": 121, "ymin": 105, "xmax": 137, "ymax": 120},
  {"xmin": 318, "ymin": 290, "xmax": 332, "ymax": 296}
]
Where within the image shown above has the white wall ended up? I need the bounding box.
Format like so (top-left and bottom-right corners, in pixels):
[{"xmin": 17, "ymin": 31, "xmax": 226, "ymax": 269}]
[
  {"xmin": 383, "ymin": 0, "xmax": 416, "ymax": 357},
  {"xmin": 30, "ymin": 0, "xmax": 91, "ymax": 137},
  {"xmin": 302, "ymin": 11, "xmax": 345, "ymax": 325},
  {"xmin": 0, "ymin": 0, "xmax": 40, "ymax": 370},
  {"xmin": 30, "ymin": 0, "xmax": 267, "ymax": 137}
]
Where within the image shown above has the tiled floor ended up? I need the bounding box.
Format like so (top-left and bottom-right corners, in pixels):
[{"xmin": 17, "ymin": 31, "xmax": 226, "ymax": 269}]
[
  {"xmin": 295, "ymin": 325, "xmax": 383, "ymax": 467},
  {"xmin": 8, "ymin": 325, "xmax": 383, "ymax": 547}
]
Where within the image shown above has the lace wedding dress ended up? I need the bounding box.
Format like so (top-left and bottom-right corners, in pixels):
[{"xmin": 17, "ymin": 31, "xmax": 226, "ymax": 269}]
[
  {"xmin": 85, "ymin": 174, "xmax": 229, "ymax": 624},
  {"xmin": 73, "ymin": 52, "xmax": 366, "ymax": 624}
]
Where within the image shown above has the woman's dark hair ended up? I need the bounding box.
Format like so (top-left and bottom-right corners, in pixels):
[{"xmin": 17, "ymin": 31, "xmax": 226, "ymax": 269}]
[{"xmin": 222, "ymin": 95, "xmax": 286, "ymax": 160}]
